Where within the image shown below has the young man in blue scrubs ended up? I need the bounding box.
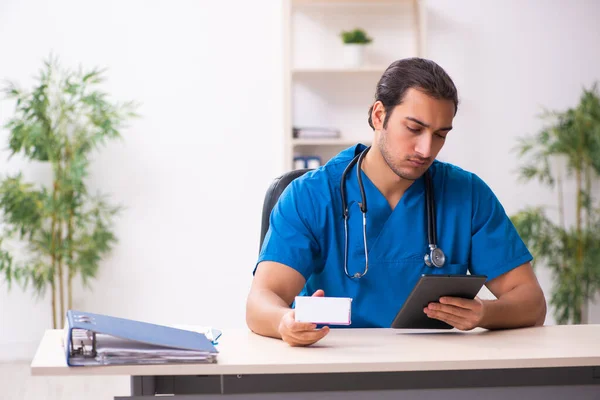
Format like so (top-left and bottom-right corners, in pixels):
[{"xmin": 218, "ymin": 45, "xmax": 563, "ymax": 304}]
[{"xmin": 246, "ymin": 58, "xmax": 547, "ymax": 347}]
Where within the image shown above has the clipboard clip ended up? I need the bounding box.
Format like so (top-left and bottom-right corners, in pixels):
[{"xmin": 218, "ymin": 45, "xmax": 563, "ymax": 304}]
[{"xmin": 69, "ymin": 330, "xmax": 97, "ymax": 358}]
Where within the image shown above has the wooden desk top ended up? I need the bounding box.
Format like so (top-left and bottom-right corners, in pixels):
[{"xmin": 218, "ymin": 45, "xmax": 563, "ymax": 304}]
[{"xmin": 30, "ymin": 324, "xmax": 600, "ymax": 377}]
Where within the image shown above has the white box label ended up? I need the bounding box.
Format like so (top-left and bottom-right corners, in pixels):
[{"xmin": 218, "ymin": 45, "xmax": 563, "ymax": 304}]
[{"xmin": 294, "ymin": 296, "xmax": 352, "ymax": 325}]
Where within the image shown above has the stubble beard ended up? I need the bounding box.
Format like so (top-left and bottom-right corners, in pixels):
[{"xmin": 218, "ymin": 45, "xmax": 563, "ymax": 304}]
[{"xmin": 377, "ymin": 129, "xmax": 426, "ymax": 181}]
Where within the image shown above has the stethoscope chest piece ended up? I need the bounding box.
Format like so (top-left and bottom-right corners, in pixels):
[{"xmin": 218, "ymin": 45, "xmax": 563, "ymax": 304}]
[{"xmin": 424, "ymin": 245, "xmax": 446, "ymax": 268}]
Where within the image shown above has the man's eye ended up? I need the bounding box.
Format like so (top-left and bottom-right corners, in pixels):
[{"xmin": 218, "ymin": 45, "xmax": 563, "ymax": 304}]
[
  {"xmin": 435, "ymin": 133, "xmax": 447, "ymax": 139},
  {"xmin": 407, "ymin": 126, "xmax": 420, "ymax": 133}
]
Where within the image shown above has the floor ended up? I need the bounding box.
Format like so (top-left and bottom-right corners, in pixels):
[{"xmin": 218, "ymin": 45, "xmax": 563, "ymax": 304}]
[{"xmin": 0, "ymin": 361, "xmax": 130, "ymax": 400}]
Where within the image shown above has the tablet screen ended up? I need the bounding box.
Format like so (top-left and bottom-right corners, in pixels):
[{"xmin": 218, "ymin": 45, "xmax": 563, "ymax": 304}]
[{"xmin": 390, "ymin": 274, "xmax": 487, "ymax": 329}]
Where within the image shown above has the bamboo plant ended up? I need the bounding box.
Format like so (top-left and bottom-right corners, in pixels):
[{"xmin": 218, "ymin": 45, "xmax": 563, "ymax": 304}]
[
  {"xmin": 0, "ymin": 56, "xmax": 138, "ymax": 328},
  {"xmin": 511, "ymin": 83, "xmax": 600, "ymax": 324}
]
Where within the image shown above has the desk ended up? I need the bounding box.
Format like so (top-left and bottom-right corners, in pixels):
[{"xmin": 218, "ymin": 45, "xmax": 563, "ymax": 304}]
[{"xmin": 31, "ymin": 324, "xmax": 600, "ymax": 399}]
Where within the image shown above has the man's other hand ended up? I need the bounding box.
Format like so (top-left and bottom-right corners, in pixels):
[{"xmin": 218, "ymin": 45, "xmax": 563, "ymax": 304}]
[
  {"xmin": 278, "ymin": 289, "xmax": 330, "ymax": 346},
  {"xmin": 424, "ymin": 296, "xmax": 485, "ymax": 331}
]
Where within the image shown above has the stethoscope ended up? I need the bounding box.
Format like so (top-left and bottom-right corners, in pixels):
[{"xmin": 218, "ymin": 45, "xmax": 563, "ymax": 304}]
[{"xmin": 340, "ymin": 146, "xmax": 446, "ymax": 279}]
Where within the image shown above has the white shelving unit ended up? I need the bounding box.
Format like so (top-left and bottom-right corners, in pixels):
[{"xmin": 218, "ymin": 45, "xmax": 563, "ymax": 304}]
[
  {"xmin": 282, "ymin": 0, "xmax": 427, "ymax": 171},
  {"xmin": 292, "ymin": 66, "xmax": 387, "ymax": 74}
]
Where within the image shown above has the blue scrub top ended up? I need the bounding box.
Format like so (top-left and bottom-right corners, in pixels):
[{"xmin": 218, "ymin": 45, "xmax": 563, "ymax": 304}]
[{"xmin": 256, "ymin": 144, "xmax": 533, "ymax": 328}]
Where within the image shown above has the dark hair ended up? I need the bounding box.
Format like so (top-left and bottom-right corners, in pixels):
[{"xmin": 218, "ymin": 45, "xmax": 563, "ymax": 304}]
[{"xmin": 368, "ymin": 58, "xmax": 459, "ymax": 130}]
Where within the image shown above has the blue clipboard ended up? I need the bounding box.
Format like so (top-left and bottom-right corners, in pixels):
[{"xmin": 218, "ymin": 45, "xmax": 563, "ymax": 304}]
[{"xmin": 64, "ymin": 310, "xmax": 218, "ymax": 366}]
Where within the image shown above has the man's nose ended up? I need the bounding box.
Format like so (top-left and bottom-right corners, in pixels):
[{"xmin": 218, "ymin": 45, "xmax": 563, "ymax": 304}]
[{"xmin": 415, "ymin": 134, "xmax": 432, "ymax": 159}]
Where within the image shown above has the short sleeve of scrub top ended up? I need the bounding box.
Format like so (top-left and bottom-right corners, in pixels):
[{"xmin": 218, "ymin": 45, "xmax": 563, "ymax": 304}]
[
  {"xmin": 255, "ymin": 177, "xmax": 323, "ymax": 281},
  {"xmin": 468, "ymin": 173, "xmax": 533, "ymax": 281}
]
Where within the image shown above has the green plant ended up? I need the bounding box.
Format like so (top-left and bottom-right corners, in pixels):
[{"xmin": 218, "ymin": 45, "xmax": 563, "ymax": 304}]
[
  {"xmin": 511, "ymin": 83, "xmax": 600, "ymax": 325},
  {"xmin": 340, "ymin": 28, "xmax": 373, "ymax": 45},
  {"xmin": 0, "ymin": 55, "xmax": 138, "ymax": 328}
]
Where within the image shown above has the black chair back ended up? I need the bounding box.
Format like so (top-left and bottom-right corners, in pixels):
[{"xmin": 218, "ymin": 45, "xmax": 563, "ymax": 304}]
[{"xmin": 259, "ymin": 168, "xmax": 312, "ymax": 253}]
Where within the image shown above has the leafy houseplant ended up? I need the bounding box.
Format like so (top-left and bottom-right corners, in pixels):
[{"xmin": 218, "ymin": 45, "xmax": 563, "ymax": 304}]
[
  {"xmin": 0, "ymin": 56, "xmax": 138, "ymax": 329},
  {"xmin": 511, "ymin": 84, "xmax": 600, "ymax": 325},
  {"xmin": 339, "ymin": 28, "xmax": 373, "ymax": 68},
  {"xmin": 340, "ymin": 28, "xmax": 373, "ymax": 45}
]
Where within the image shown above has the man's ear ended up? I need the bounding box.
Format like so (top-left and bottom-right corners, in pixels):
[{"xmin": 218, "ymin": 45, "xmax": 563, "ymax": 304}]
[{"xmin": 371, "ymin": 101, "xmax": 386, "ymax": 131}]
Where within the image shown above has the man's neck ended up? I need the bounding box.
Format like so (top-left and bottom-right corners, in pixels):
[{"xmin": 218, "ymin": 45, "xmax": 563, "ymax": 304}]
[{"xmin": 361, "ymin": 146, "xmax": 415, "ymax": 210}]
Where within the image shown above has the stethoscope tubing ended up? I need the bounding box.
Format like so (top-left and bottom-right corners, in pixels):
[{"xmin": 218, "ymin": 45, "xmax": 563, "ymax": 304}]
[{"xmin": 340, "ymin": 146, "xmax": 445, "ymax": 279}]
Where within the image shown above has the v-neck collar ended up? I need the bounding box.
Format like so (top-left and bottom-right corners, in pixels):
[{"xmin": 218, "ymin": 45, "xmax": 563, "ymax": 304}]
[
  {"xmin": 358, "ymin": 168, "xmax": 426, "ymax": 213},
  {"xmin": 344, "ymin": 157, "xmax": 427, "ymax": 261}
]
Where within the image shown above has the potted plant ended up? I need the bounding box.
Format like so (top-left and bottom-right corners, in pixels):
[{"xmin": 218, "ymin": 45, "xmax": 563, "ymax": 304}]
[
  {"xmin": 511, "ymin": 83, "xmax": 600, "ymax": 325},
  {"xmin": 340, "ymin": 28, "xmax": 373, "ymax": 68},
  {"xmin": 0, "ymin": 55, "xmax": 138, "ymax": 329}
]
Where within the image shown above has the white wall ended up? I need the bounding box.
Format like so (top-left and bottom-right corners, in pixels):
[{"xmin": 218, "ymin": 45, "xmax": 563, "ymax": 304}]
[
  {"xmin": 425, "ymin": 0, "xmax": 600, "ymax": 324},
  {"xmin": 1, "ymin": 0, "xmax": 600, "ymax": 361},
  {"xmin": 0, "ymin": 0, "xmax": 285, "ymax": 360}
]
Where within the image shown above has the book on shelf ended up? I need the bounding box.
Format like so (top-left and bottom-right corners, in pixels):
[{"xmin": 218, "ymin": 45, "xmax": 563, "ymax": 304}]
[
  {"xmin": 294, "ymin": 155, "xmax": 322, "ymax": 170},
  {"xmin": 293, "ymin": 127, "xmax": 340, "ymax": 139}
]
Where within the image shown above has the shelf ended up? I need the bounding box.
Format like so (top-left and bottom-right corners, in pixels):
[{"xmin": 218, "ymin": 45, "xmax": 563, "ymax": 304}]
[
  {"xmin": 284, "ymin": 0, "xmax": 424, "ymax": 171},
  {"xmin": 293, "ymin": 66, "xmax": 387, "ymax": 74},
  {"xmin": 292, "ymin": 138, "xmax": 371, "ymax": 146},
  {"xmin": 293, "ymin": 0, "xmax": 413, "ymax": 5}
]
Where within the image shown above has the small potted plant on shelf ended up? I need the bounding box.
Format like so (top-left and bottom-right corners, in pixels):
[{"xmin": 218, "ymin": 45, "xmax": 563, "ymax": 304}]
[{"xmin": 340, "ymin": 28, "xmax": 373, "ymax": 68}]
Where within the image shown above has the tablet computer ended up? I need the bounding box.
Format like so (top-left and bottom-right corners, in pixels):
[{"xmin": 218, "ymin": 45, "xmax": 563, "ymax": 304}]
[{"xmin": 391, "ymin": 274, "xmax": 487, "ymax": 329}]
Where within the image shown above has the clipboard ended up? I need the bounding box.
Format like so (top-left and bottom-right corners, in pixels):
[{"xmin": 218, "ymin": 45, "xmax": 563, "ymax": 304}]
[{"xmin": 64, "ymin": 310, "xmax": 219, "ymax": 366}]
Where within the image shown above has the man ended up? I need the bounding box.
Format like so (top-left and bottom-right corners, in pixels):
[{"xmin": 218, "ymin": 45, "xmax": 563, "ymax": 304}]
[{"xmin": 246, "ymin": 58, "xmax": 546, "ymax": 347}]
